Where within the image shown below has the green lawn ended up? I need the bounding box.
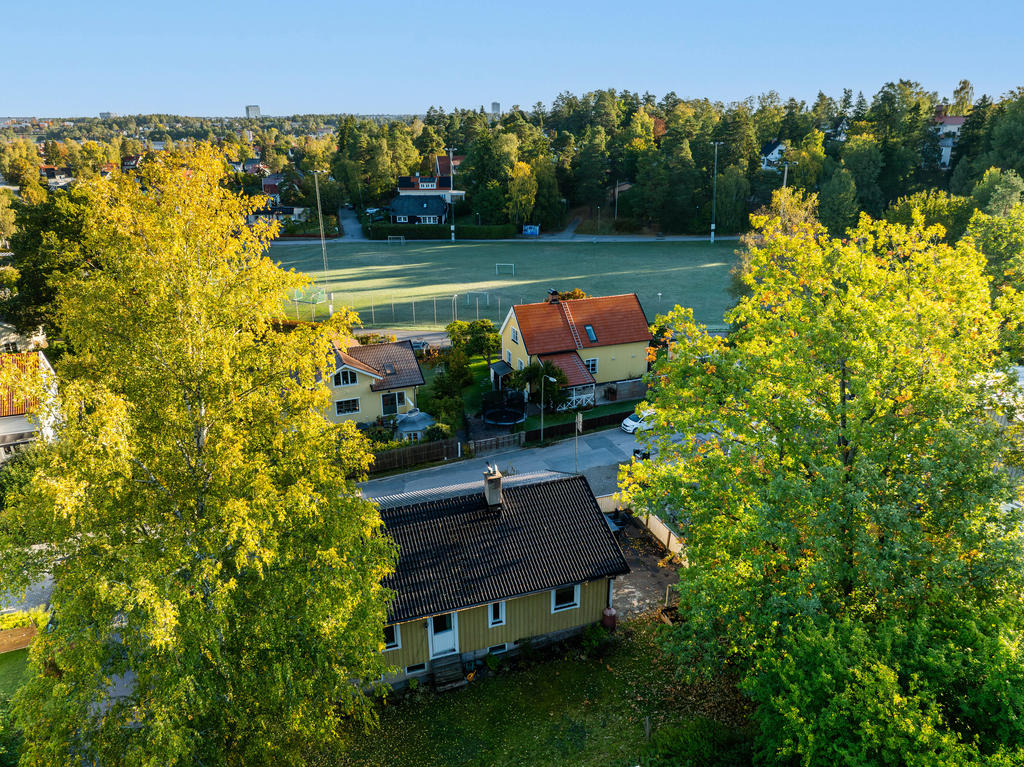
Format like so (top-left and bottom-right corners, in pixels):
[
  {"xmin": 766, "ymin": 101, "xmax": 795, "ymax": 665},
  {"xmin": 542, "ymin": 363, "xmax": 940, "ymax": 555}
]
[
  {"xmin": 0, "ymin": 650, "xmax": 29, "ymax": 699},
  {"xmin": 329, "ymin": 617, "xmax": 749, "ymax": 767},
  {"xmin": 521, "ymin": 401, "xmax": 637, "ymax": 433},
  {"xmin": 270, "ymin": 240, "xmax": 738, "ymax": 330}
]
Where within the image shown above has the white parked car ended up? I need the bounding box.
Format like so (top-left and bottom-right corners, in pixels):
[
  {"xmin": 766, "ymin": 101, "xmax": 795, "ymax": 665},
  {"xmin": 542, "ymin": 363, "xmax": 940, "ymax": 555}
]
[{"xmin": 621, "ymin": 409, "xmax": 655, "ymax": 434}]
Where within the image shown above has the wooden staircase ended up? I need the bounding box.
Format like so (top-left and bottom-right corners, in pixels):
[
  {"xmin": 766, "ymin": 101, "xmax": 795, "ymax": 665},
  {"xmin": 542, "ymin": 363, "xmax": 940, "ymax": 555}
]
[{"xmin": 431, "ymin": 654, "xmax": 467, "ymax": 692}]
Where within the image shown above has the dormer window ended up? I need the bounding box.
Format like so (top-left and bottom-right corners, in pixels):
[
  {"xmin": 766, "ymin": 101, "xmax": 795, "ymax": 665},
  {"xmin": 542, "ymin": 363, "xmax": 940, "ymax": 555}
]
[
  {"xmin": 584, "ymin": 325, "xmax": 597, "ymax": 343},
  {"xmin": 382, "ymin": 363, "xmax": 396, "ymax": 375},
  {"xmin": 419, "ymin": 179, "xmax": 436, "ymax": 189},
  {"xmin": 334, "ymin": 370, "xmax": 357, "ymax": 387}
]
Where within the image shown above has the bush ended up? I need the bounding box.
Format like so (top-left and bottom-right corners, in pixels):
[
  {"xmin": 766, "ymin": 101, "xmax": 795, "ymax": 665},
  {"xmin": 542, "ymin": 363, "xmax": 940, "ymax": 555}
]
[
  {"xmin": 364, "ymin": 223, "xmax": 516, "ymax": 240},
  {"xmin": 640, "ymin": 718, "xmax": 753, "ymax": 767},
  {"xmin": 422, "ymin": 423, "xmax": 452, "ymax": 442},
  {"xmin": 0, "ymin": 697, "xmax": 22, "ymax": 767},
  {"xmin": 354, "ymin": 332, "xmax": 397, "ymax": 345},
  {"xmin": 612, "ymin": 217, "xmax": 642, "ymax": 233},
  {"xmin": 0, "ymin": 608, "xmax": 48, "ymax": 632},
  {"xmin": 580, "ymin": 622, "xmax": 616, "ymax": 658}
]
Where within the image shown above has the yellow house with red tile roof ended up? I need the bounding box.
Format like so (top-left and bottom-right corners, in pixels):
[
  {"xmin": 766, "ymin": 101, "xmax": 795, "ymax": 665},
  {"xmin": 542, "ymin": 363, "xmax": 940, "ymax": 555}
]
[
  {"xmin": 499, "ymin": 293, "xmax": 651, "ymax": 408},
  {"xmin": 325, "ymin": 340, "xmax": 425, "ymax": 425}
]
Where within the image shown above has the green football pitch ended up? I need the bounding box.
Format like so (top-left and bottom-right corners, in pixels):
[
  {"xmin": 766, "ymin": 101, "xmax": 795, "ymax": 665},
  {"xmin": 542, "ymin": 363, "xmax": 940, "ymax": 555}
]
[{"xmin": 269, "ymin": 239, "xmax": 739, "ymax": 330}]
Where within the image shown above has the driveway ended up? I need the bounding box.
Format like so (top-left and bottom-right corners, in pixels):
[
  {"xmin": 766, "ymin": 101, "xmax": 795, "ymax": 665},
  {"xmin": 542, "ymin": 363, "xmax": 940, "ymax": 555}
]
[
  {"xmin": 361, "ymin": 426, "xmax": 641, "ymax": 499},
  {"xmin": 338, "ymin": 207, "xmax": 367, "ymax": 240}
]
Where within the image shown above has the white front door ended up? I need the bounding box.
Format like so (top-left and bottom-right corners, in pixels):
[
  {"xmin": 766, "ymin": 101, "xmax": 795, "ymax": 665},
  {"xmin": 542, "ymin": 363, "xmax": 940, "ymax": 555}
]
[{"xmin": 428, "ymin": 612, "xmax": 459, "ymax": 658}]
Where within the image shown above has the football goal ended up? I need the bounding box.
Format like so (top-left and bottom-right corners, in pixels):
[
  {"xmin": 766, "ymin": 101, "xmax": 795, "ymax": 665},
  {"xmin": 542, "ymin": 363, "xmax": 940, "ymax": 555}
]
[
  {"xmin": 387, "ymin": 235, "xmax": 406, "ymax": 245},
  {"xmin": 495, "ymin": 263, "xmax": 515, "ymax": 276},
  {"xmin": 465, "ymin": 291, "xmax": 490, "ymax": 306}
]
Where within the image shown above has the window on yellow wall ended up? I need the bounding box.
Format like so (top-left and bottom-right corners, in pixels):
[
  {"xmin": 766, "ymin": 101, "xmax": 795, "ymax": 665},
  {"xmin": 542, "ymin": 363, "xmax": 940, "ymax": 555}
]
[
  {"xmin": 511, "ymin": 328, "xmax": 519, "ymax": 344},
  {"xmin": 584, "ymin": 358, "xmax": 598, "ymax": 375},
  {"xmin": 517, "ymin": 359, "xmax": 524, "ymax": 371},
  {"xmin": 489, "ymin": 601, "xmax": 506, "ymax": 627}
]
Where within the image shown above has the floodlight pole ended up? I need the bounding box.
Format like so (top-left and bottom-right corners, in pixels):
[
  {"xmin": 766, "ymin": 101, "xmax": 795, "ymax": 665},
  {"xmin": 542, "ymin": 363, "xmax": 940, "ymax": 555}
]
[
  {"xmin": 781, "ymin": 160, "xmax": 798, "ymax": 188},
  {"xmin": 312, "ymin": 169, "xmax": 328, "ymax": 271},
  {"xmin": 710, "ymin": 141, "xmax": 723, "ymax": 244}
]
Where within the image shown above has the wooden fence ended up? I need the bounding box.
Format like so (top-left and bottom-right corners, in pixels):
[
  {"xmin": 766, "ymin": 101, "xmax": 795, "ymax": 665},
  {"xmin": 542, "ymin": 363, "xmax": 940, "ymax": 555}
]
[
  {"xmin": 0, "ymin": 625, "xmax": 37, "ymax": 654},
  {"xmin": 370, "ymin": 438, "xmax": 461, "ymax": 474},
  {"xmin": 468, "ymin": 432, "xmax": 525, "ymax": 455}
]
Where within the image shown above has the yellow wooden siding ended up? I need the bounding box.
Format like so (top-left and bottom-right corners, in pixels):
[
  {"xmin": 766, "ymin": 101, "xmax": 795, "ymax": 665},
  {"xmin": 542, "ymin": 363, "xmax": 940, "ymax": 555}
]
[
  {"xmin": 381, "ymin": 617, "xmax": 430, "ymax": 670},
  {"xmin": 500, "ymin": 314, "xmax": 530, "ymax": 373},
  {"xmin": 326, "ymin": 378, "xmax": 418, "ymax": 425},
  {"xmin": 384, "ymin": 579, "xmax": 609, "ymax": 668},
  {"xmin": 576, "ymin": 342, "xmax": 649, "ymax": 384}
]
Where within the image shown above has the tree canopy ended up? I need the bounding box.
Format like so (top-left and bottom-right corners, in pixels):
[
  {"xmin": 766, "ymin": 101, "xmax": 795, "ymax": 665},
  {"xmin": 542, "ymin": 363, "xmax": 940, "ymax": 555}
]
[
  {"xmin": 0, "ymin": 146, "xmax": 396, "ymax": 765},
  {"xmin": 622, "ymin": 212, "xmax": 1024, "ymax": 764}
]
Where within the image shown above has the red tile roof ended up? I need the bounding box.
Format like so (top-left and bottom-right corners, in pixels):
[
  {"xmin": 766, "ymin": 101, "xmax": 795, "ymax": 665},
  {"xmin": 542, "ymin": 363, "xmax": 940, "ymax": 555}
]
[
  {"xmin": 936, "ymin": 115, "xmax": 966, "ymax": 126},
  {"xmin": 0, "ymin": 353, "xmax": 40, "ymax": 418},
  {"xmin": 512, "ymin": 294, "xmax": 651, "ymax": 356},
  {"xmin": 539, "ymin": 352, "xmax": 595, "ymax": 387},
  {"xmin": 343, "ymin": 340, "xmax": 425, "ymax": 392}
]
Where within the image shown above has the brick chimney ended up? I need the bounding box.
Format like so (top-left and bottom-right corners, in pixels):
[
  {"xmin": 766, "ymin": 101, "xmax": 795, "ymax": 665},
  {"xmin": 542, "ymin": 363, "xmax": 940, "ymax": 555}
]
[{"xmin": 483, "ymin": 464, "xmax": 503, "ymax": 508}]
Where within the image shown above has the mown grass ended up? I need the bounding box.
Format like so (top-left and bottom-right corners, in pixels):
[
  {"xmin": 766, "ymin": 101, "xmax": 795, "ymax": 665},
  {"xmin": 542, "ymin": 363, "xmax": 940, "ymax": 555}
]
[
  {"xmin": 328, "ymin": 617, "xmax": 749, "ymax": 767},
  {"xmin": 270, "ymin": 240, "xmax": 738, "ymax": 330},
  {"xmin": 0, "ymin": 650, "xmax": 29, "ymax": 700}
]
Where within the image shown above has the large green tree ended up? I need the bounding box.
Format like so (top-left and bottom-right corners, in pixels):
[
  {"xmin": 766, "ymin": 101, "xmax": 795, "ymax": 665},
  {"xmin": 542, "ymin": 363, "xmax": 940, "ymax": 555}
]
[
  {"xmin": 623, "ymin": 213, "xmax": 1024, "ymax": 764},
  {"xmin": 0, "ymin": 146, "xmax": 396, "ymax": 766}
]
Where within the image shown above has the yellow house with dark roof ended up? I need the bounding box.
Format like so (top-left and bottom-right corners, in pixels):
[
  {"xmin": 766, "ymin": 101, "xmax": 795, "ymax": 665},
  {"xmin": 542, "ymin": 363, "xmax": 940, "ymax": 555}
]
[{"xmin": 326, "ymin": 340, "xmax": 425, "ymax": 425}]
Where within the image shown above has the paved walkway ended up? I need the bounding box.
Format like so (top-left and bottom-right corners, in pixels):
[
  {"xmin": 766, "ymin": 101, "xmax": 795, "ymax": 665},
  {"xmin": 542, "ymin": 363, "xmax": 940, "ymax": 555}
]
[
  {"xmin": 338, "ymin": 207, "xmax": 367, "ymax": 240},
  {"xmin": 361, "ymin": 427, "xmax": 641, "ymax": 499}
]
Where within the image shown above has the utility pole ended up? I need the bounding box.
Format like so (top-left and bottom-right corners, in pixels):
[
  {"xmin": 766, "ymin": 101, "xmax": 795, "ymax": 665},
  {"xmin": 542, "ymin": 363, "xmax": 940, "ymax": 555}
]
[
  {"xmin": 312, "ymin": 169, "xmax": 328, "ymax": 271},
  {"xmin": 444, "ymin": 146, "xmax": 457, "ymax": 242},
  {"xmin": 710, "ymin": 141, "xmax": 723, "ymax": 244},
  {"xmin": 781, "ymin": 160, "xmax": 798, "ymax": 188},
  {"xmin": 614, "ymin": 179, "xmax": 619, "ymax": 219}
]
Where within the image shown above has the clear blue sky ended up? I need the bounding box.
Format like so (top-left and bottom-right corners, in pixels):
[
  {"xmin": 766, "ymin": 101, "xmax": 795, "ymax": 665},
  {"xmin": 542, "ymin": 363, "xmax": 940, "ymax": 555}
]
[{"xmin": 6, "ymin": 0, "xmax": 1022, "ymax": 117}]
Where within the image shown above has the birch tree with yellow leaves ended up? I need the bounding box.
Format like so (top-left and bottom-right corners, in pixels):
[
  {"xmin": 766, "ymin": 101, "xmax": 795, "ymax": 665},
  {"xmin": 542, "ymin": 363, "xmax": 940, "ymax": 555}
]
[{"xmin": 0, "ymin": 146, "xmax": 396, "ymax": 766}]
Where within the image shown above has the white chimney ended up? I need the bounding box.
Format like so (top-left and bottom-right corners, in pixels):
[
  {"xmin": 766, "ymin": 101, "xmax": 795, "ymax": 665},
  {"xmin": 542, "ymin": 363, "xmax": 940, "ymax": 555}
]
[{"xmin": 483, "ymin": 464, "xmax": 503, "ymax": 508}]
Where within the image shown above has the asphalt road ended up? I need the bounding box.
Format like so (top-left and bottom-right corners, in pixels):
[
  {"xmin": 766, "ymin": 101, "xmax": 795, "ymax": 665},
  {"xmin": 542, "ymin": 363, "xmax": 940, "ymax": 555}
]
[{"xmin": 361, "ymin": 426, "xmax": 642, "ymax": 499}]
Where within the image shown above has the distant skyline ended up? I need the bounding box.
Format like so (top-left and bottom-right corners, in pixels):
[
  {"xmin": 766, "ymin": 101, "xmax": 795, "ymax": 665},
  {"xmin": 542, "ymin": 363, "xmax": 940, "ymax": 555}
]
[{"xmin": 6, "ymin": 0, "xmax": 1023, "ymax": 117}]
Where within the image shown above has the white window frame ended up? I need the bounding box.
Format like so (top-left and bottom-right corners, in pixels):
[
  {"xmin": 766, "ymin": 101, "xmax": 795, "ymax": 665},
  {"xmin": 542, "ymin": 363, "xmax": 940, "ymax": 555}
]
[
  {"xmin": 395, "ymin": 215, "xmax": 408, "ymax": 223},
  {"xmin": 488, "ymin": 601, "xmax": 506, "ymax": 628},
  {"xmin": 335, "ymin": 398, "xmax": 360, "ymax": 415},
  {"xmin": 383, "ymin": 624, "xmax": 401, "ymax": 651},
  {"xmin": 333, "ymin": 369, "xmax": 357, "ymax": 387},
  {"xmin": 505, "ymin": 349, "xmax": 511, "ymax": 364},
  {"xmin": 517, "ymin": 359, "xmax": 524, "ymax": 371},
  {"xmin": 419, "ymin": 181, "xmax": 436, "ymax": 189},
  {"xmin": 420, "ymin": 215, "xmax": 439, "ymax": 224},
  {"xmin": 510, "ymin": 328, "xmax": 519, "ymax": 344},
  {"xmin": 550, "ymin": 584, "xmax": 581, "ymax": 613},
  {"xmin": 584, "ymin": 358, "xmax": 598, "ymax": 375},
  {"xmin": 405, "ymin": 662, "xmax": 427, "ymax": 675},
  {"xmin": 382, "ymin": 390, "xmax": 406, "ymax": 416},
  {"xmin": 488, "ymin": 643, "xmax": 508, "ymax": 655}
]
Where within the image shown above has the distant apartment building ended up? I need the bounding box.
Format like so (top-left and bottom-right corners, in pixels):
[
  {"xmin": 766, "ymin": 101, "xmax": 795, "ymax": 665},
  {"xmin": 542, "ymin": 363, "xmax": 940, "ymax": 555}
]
[
  {"xmin": 99, "ymin": 112, "xmax": 118, "ymax": 120},
  {"xmin": 245, "ymin": 105, "xmax": 261, "ymax": 119}
]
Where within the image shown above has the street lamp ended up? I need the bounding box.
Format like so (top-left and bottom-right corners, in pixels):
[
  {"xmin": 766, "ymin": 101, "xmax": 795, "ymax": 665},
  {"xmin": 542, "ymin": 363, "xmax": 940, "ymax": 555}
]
[
  {"xmin": 539, "ymin": 374, "xmax": 557, "ymax": 442},
  {"xmin": 710, "ymin": 141, "xmax": 723, "ymax": 244},
  {"xmin": 312, "ymin": 169, "xmax": 328, "ymax": 272},
  {"xmin": 452, "ymin": 294, "xmax": 458, "ymax": 323}
]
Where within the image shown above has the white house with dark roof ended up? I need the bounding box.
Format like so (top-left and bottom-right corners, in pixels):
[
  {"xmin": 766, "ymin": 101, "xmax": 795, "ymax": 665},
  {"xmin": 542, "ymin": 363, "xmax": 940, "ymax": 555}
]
[
  {"xmin": 760, "ymin": 139, "xmax": 786, "ymax": 171},
  {"xmin": 389, "ymin": 195, "xmax": 449, "ymax": 225}
]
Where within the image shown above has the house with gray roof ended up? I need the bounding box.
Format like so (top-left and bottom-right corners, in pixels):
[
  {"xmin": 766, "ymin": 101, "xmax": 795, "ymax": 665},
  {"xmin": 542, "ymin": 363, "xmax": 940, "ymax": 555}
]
[{"xmin": 389, "ymin": 194, "xmax": 448, "ymax": 225}]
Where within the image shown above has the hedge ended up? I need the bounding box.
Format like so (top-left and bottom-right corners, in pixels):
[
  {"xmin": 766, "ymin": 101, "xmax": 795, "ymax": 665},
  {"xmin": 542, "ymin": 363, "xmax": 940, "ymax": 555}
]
[
  {"xmin": 0, "ymin": 608, "xmax": 48, "ymax": 632},
  {"xmin": 522, "ymin": 407, "xmax": 635, "ymax": 443},
  {"xmin": 363, "ymin": 223, "xmax": 517, "ymax": 240}
]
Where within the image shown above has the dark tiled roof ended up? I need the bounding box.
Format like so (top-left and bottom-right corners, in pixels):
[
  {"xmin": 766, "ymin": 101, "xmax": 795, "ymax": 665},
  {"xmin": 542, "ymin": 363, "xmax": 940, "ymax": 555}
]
[
  {"xmin": 346, "ymin": 340, "xmax": 425, "ymax": 391},
  {"xmin": 760, "ymin": 139, "xmax": 783, "ymax": 156},
  {"xmin": 389, "ymin": 195, "xmax": 448, "ymax": 217},
  {"xmin": 539, "ymin": 352, "xmax": 596, "ymax": 387},
  {"xmin": 380, "ymin": 474, "xmax": 630, "ymax": 624},
  {"xmin": 513, "ymin": 294, "xmax": 651, "ymax": 356}
]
